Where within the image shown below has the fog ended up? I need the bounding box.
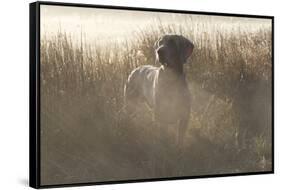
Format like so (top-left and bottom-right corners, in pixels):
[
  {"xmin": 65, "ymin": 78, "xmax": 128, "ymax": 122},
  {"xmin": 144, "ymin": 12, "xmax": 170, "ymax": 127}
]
[{"xmin": 41, "ymin": 5, "xmax": 271, "ymax": 45}]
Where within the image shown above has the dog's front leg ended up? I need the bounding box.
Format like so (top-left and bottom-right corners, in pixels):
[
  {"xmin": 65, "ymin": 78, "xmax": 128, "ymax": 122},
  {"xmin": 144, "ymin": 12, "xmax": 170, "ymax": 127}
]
[
  {"xmin": 177, "ymin": 91, "xmax": 191, "ymax": 147},
  {"xmin": 152, "ymin": 99, "xmax": 166, "ymax": 175},
  {"xmin": 176, "ymin": 118, "xmax": 188, "ymax": 175},
  {"xmin": 177, "ymin": 118, "xmax": 188, "ymax": 147}
]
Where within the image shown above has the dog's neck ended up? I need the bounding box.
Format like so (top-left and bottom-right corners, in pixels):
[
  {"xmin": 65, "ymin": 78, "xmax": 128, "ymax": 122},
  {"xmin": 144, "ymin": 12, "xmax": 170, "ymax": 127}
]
[
  {"xmin": 171, "ymin": 63, "xmax": 184, "ymax": 75},
  {"xmin": 161, "ymin": 65, "xmax": 186, "ymax": 83},
  {"xmin": 159, "ymin": 60, "xmax": 184, "ymax": 75},
  {"xmin": 163, "ymin": 64, "xmax": 184, "ymax": 75}
]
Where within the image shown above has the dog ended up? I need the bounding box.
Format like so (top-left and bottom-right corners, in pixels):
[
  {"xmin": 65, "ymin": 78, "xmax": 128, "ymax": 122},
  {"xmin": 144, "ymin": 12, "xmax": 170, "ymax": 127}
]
[{"xmin": 124, "ymin": 34, "xmax": 194, "ymax": 145}]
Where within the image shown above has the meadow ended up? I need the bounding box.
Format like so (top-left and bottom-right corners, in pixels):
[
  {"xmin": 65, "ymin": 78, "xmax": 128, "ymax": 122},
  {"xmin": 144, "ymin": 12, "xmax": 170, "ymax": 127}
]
[{"xmin": 40, "ymin": 19, "xmax": 272, "ymax": 185}]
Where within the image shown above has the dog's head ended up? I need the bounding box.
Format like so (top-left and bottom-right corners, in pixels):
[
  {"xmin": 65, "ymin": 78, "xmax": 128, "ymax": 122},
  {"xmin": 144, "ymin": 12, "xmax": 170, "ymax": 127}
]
[{"xmin": 154, "ymin": 35, "xmax": 194, "ymax": 72}]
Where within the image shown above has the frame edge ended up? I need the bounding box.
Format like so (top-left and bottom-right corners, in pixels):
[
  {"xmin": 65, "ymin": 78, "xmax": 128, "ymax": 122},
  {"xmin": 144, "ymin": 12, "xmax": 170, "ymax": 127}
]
[
  {"xmin": 29, "ymin": 1, "xmax": 40, "ymax": 189},
  {"xmin": 36, "ymin": 0, "xmax": 274, "ymax": 19}
]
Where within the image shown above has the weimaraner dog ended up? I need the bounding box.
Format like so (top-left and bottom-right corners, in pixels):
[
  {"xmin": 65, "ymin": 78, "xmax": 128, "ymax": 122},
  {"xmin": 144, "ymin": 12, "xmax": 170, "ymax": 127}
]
[{"xmin": 124, "ymin": 34, "xmax": 194, "ymax": 145}]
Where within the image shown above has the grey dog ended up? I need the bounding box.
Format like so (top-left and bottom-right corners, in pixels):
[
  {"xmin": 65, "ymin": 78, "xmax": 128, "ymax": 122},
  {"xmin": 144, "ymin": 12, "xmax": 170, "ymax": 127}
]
[{"xmin": 124, "ymin": 34, "xmax": 194, "ymax": 145}]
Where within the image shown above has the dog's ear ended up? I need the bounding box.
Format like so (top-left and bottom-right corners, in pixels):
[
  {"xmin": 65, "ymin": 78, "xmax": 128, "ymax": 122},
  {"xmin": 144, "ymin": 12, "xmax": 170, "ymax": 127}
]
[
  {"xmin": 156, "ymin": 45, "xmax": 168, "ymax": 65},
  {"xmin": 154, "ymin": 36, "xmax": 163, "ymax": 49},
  {"xmin": 185, "ymin": 39, "xmax": 194, "ymax": 58},
  {"xmin": 154, "ymin": 36, "xmax": 168, "ymax": 65}
]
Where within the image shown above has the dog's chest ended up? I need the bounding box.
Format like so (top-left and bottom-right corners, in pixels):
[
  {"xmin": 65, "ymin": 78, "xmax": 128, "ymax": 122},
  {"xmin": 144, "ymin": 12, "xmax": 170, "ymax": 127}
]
[
  {"xmin": 158, "ymin": 79, "xmax": 188, "ymax": 106},
  {"xmin": 155, "ymin": 73, "xmax": 190, "ymax": 120}
]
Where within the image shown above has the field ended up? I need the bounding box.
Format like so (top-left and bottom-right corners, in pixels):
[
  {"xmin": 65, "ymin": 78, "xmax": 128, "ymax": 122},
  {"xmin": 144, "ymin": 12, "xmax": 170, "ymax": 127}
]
[{"xmin": 40, "ymin": 18, "xmax": 272, "ymax": 185}]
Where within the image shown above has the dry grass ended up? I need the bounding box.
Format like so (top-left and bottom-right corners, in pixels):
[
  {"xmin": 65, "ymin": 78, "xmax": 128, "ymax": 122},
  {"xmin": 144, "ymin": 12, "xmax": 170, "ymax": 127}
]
[{"xmin": 40, "ymin": 21, "xmax": 272, "ymax": 185}]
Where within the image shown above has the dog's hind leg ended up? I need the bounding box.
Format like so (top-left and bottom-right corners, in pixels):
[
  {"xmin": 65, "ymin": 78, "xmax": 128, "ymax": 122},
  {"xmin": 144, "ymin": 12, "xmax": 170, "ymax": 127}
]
[{"xmin": 123, "ymin": 80, "xmax": 140, "ymax": 118}]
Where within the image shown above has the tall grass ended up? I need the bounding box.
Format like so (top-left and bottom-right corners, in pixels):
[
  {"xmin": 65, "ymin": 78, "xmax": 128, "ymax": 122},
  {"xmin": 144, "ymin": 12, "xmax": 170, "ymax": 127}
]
[{"xmin": 40, "ymin": 21, "xmax": 272, "ymax": 185}]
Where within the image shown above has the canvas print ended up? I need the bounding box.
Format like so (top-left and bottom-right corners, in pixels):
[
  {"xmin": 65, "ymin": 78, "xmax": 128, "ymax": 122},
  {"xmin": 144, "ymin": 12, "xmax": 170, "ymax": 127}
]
[{"xmin": 37, "ymin": 3, "xmax": 273, "ymax": 186}]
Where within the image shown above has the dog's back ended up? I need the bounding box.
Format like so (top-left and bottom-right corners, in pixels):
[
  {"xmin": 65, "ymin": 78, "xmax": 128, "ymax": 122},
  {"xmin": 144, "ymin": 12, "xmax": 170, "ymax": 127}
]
[{"xmin": 124, "ymin": 65, "xmax": 162, "ymax": 108}]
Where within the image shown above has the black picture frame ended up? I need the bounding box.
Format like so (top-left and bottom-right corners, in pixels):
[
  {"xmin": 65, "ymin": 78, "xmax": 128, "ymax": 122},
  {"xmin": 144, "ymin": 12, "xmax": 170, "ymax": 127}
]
[{"xmin": 30, "ymin": 1, "xmax": 274, "ymax": 188}]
